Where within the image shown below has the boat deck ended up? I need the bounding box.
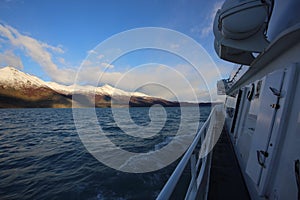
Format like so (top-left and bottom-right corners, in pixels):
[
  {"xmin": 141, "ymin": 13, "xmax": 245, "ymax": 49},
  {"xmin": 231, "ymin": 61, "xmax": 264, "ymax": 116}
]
[{"xmin": 208, "ymin": 127, "xmax": 250, "ymax": 200}]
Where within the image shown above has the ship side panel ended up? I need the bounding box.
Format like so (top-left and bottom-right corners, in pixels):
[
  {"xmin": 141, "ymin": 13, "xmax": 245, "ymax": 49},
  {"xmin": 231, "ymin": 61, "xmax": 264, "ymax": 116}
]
[
  {"xmin": 230, "ymin": 42, "xmax": 300, "ymax": 199},
  {"xmin": 265, "ymin": 64, "xmax": 300, "ymax": 200}
]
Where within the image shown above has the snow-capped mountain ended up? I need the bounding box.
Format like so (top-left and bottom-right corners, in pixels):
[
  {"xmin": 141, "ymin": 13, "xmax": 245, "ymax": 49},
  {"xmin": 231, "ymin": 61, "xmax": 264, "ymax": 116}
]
[
  {"xmin": 0, "ymin": 66, "xmax": 180, "ymax": 108},
  {"xmin": 0, "ymin": 66, "xmax": 49, "ymax": 89},
  {"xmin": 0, "ymin": 66, "xmax": 148, "ymax": 97},
  {"xmin": 46, "ymin": 82, "xmax": 148, "ymax": 97}
]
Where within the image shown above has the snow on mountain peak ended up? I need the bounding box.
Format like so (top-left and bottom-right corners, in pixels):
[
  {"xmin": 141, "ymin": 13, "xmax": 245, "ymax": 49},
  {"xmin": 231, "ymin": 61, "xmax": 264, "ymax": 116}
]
[
  {"xmin": 0, "ymin": 66, "xmax": 149, "ymax": 97},
  {"xmin": 49, "ymin": 82, "xmax": 149, "ymax": 97},
  {"xmin": 0, "ymin": 66, "xmax": 48, "ymax": 89}
]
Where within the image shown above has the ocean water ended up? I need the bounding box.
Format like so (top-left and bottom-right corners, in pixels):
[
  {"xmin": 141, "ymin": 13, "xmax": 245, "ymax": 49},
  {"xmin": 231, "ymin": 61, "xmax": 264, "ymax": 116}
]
[{"xmin": 0, "ymin": 107, "xmax": 211, "ymax": 200}]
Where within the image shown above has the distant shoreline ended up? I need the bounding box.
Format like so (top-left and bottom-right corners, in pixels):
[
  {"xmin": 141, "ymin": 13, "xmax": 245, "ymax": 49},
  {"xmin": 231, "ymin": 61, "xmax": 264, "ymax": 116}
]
[{"xmin": 0, "ymin": 102, "xmax": 217, "ymax": 109}]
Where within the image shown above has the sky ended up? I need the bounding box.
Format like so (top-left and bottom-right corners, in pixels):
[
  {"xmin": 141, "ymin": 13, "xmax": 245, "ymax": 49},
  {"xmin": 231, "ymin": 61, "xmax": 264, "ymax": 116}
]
[{"xmin": 0, "ymin": 0, "xmax": 234, "ymax": 102}]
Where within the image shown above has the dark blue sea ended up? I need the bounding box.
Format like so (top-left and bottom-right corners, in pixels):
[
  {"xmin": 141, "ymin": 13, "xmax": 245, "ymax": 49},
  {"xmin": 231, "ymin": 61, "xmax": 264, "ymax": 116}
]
[{"xmin": 0, "ymin": 107, "xmax": 211, "ymax": 200}]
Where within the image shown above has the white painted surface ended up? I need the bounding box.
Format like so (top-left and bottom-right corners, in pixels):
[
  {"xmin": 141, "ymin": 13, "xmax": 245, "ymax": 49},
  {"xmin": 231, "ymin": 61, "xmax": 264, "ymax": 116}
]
[
  {"xmin": 264, "ymin": 65, "xmax": 300, "ymax": 199},
  {"xmin": 246, "ymin": 69, "xmax": 284, "ymax": 188}
]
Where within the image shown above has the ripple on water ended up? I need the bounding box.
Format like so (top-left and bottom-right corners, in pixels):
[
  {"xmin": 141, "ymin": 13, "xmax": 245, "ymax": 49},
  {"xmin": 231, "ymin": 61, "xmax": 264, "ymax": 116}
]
[{"xmin": 0, "ymin": 107, "xmax": 210, "ymax": 199}]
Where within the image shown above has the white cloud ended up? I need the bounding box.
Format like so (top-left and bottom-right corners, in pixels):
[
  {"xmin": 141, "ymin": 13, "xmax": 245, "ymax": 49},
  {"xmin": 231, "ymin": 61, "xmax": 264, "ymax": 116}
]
[
  {"xmin": 87, "ymin": 49, "xmax": 97, "ymax": 54},
  {"xmin": 200, "ymin": 26, "xmax": 212, "ymax": 38},
  {"xmin": 100, "ymin": 62, "xmax": 114, "ymax": 69},
  {"xmin": 0, "ymin": 23, "xmax": 75, "ymax": 83},
  {"xmin": 0, "ymin": 50, "xmax": 24, "ymax": 69},
  {"xmin": 200, "ymin": 1, "xmax": 224, "ymax": 38},
  {"xmin": 42, "ymin": 43, "xmax": 64, "ymax": 53},
  {"xmin": 0, "ymin": 23, "xmax": 225, "ymax": 102},
  {"xmin": 57, "ymin": 57, "xmax": 66, "ymax": 65},
  {"xmin": 76, "ymin": 63, "xmax": 222, "ymax": 102},
  {"xmin": 87, "ymin": 49, "xmax": 104, "ymax": 60},
  {"xmin": 97, "ymin": 54, "xmax": 104, "ymax": 60}
]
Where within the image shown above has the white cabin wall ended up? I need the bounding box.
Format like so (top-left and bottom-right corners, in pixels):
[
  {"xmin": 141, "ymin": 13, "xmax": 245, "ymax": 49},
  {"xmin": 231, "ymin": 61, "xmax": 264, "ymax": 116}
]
[
  {"xmin": 224, "ymin": 96, "xmax": 236, "ymax": 131},
  {"xmin": 233, "ymin": 87, "xmax": 249, "ymax": 142},
  {"xmin": 266, "ymin": 67, "xmax": 300, "ymax": 200},
  {"xmin": 234, "ymin": 81, "xmax": 263, "ymax": 170},
  {"xmin": 227, "ymin": 40, "xmax": 300, "ymax": 199}
]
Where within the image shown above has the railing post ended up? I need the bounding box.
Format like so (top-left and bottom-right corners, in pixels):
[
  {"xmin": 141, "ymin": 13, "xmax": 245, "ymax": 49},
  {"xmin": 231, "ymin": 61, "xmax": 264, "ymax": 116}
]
[
  {"xmin": 157, "ymin": 106, "xmax": 221, "ymax": 200},
  {"xmin": 191, "ymin": 153, "xmax": 196, "ymax": 179},
  {"xmin": 185, "ymin": 153, "xmax": 197, "ymax": 200}
]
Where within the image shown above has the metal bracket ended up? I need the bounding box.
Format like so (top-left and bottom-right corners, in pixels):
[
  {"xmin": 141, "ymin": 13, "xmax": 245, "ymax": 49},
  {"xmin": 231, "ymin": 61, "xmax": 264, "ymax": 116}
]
[
  {"xmin": 257, "ymin": 150, "xmax": 269, "ymax": 168},
  {"xmin": 270, "ymin": 103, "xmax": 280, "ymax": 109},
  {"xmin": 269, "ymin": 87, "xmax": 281, "ymax": 97}
]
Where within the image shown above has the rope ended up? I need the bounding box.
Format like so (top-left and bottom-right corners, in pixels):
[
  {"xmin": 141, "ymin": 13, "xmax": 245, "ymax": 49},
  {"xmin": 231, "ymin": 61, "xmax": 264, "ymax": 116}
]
[{"xmin": 229, "ymin": 65, "xmax": 244, "ymax": 83}]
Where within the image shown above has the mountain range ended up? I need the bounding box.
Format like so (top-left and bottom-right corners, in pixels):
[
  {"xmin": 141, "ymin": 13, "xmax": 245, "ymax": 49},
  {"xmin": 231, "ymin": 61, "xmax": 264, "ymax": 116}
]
[{"xmin": 0, "ymin": 66, "xmax": 206, "ymax": 108}]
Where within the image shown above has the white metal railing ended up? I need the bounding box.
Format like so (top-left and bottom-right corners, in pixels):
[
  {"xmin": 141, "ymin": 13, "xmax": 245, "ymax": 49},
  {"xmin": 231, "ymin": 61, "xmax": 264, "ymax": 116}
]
[{"xmin": 156, "ymin": 105, "xmax": 225, "ymax": 200}]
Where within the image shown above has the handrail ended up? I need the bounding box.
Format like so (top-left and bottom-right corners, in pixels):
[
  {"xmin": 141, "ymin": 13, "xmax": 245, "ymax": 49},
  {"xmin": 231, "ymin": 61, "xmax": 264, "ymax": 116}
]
[{"xmin": 156, "ymin": 106, "xmax": 221, "ymax": 200}]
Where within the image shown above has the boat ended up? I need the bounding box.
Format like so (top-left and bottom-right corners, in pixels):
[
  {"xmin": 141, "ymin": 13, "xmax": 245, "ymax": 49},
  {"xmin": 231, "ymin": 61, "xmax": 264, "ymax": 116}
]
[{"xmin": 157, "ymin": 0, "xmax": 300, "ymax": 199}]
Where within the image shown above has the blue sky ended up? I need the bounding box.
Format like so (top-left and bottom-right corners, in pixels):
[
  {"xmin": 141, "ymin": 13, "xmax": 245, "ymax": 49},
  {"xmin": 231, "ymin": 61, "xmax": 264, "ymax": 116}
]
[{"xmin": 0, "ymin": 0, "xmax": 232, "ymax": 102}]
